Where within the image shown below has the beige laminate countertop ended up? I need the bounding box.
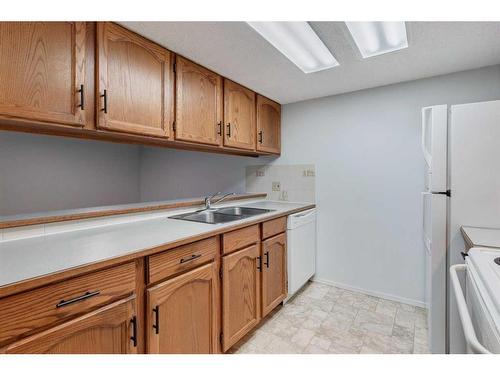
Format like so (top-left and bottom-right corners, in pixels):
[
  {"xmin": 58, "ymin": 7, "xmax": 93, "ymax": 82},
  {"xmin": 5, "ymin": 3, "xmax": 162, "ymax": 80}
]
[{"xmin": 0, "ymin": 200, "xmax": 314, "ymax": 292}]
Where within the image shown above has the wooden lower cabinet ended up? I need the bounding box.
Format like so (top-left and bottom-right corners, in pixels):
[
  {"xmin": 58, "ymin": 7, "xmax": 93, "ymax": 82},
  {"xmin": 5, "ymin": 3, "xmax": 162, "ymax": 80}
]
[
  {"xmin": 3, "ymin": 297, "xmax": 137, "ymax": 354},
  {"xmin": 261, "ymin": 233, "xmax": 287, "ymax": 318},
  {"xmin": 146, "ymin": 262, "xmax": 218, "ymax": 354},
  {"xmin": 221, "ymin": 244, "xmax": 261, "ymax": 352}
]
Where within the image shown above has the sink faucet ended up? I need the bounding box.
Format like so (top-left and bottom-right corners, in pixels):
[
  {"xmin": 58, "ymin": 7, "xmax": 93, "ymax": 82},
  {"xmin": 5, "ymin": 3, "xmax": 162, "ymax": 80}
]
[{"xmin": 204, "ymin": 192, "xmax": 236, "ymax": 210}]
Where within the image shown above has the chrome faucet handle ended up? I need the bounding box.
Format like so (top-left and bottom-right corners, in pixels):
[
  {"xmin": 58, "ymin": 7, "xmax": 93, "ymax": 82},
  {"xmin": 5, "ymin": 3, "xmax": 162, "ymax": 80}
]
[
  {"xmin": 204, "ymin": 192, "xmax": 222, "ymax": 209},
  {"xmin": 211, "ymin": 192, "xmax": 236, "ymax": 206}
]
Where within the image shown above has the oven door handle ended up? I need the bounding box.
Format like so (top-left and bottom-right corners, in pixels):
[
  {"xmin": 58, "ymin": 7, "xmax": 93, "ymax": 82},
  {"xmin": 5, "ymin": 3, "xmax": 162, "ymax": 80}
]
[{"xmin": 450, "ymin": 264, "xmax": 491, "ymax": 354}]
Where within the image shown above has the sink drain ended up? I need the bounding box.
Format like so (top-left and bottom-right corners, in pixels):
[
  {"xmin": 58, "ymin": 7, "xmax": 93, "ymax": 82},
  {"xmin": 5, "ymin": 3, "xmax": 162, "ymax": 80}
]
[{"xmin": 495, "ymin": 257, "xmax": 500, "ymax": 266}]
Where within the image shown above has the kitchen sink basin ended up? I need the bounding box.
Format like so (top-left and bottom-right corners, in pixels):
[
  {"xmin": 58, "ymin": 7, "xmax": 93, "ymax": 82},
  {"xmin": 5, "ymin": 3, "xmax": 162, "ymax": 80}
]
[{"xmin": 169, "ymin": 206, "xmax": 274, "ymax": 224}]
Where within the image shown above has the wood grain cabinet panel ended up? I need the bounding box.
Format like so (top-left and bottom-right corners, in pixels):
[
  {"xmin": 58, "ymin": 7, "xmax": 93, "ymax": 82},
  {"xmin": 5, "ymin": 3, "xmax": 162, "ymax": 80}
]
[
  {"xmin": 148, "ymin": 236, "xmax": 218, "ymax": 283},
  {"xmin": 96, "ymin": 22, "xmax": 173, "ymax": 138},
  {"xmin": 0, "ymin": 22, "xmax": 87, "ymax": 127},
  {"xmin": 222, "ymin": 244, "xmax": 261, "ymax": 352},
  {"xmin": 222, "ymin": 224, "xmax": 260, "ymax": 255},
  {"xmin": 223, "ymin": 79, "xmax": 256, "ymax": 151},
  {"xmin": 175, "ymin": 56, "xmax": 223, "ymax": 146},
  {"xmin": 256, "ymin": 95, "xmax": 281, "ymax": 154},
  {"xmin": 3, "ymin": 297, "xmax": 138, "ymax": 354},
  {"xmin": 262, "ymin": 216, "xmax": 287, "ymax": 240},
  {"xmin": 147, "ymin": 263, "xmax": 218, "ymax": 354},
  {"xmin": 261, "ymin": 233, "xmax": 287, "ymax": 318},
  {"xmin": 0, "ymin": 262, "xmax": 136, "ymax": 347}
]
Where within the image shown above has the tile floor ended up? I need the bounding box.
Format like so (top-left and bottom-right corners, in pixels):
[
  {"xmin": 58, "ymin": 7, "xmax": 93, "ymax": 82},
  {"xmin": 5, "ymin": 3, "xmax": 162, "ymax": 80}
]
[{"xmin": 230, "ymin": 281, "xmax": 430, "ymax": 354}]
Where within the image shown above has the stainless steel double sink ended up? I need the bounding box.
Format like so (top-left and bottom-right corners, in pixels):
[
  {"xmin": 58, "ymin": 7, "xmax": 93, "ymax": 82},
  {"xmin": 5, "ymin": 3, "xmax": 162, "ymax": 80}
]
[{"xmin": 169, "ymin": 206, "xmax": 275, "ymax": 224}]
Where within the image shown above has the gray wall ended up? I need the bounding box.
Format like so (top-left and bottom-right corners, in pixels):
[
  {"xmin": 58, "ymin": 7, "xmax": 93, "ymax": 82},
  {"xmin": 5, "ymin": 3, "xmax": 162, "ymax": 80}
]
[
  {"xmin": 0, "ymin": 132, "xmax": 141, "ymax": 215},
  {"xmin": 138, "ymin": 147, "xmax": 267, "ymax": 202},
  {"xmin": 278, "ymin": 65, "xmax": 500, "ymax": 304}
]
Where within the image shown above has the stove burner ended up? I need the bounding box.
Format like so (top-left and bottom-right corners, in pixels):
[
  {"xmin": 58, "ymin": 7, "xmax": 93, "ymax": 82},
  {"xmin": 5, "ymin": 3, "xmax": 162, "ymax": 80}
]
[{"xmin": 495, "ymin": 257, "xmax": 500, "ymax": 266}]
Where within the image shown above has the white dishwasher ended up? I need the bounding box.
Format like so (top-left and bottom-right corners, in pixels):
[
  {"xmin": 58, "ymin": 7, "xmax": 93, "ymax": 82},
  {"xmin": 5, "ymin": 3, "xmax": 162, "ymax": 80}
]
[{"xmin": 285, "ymin": 208, "xmax": 317, "ymax": 303}]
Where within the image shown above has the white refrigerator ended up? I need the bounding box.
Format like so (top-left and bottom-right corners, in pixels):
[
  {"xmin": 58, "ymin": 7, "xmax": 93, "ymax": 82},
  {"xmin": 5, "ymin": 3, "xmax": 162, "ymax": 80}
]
[{"xmin": 422, "ymin": 100, "xmax": 500, "ymax": 354}]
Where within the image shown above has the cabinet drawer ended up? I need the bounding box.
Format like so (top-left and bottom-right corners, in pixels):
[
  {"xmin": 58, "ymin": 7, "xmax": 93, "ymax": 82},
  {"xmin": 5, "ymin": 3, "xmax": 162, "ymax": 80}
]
[
  {"xmin": 262, "ymin": 217, "xmax": 287, "ymax": 239},
  {"xmin": 222, "ymin": 224, "xmax": 260, "ymax": 255},
  {"xmin": 0, "ymin": 262, "xmax": 136, "ymax": 347},
  {"xmin": 148, "ymin": 237, "xmax": 218, "ymax": 284}
]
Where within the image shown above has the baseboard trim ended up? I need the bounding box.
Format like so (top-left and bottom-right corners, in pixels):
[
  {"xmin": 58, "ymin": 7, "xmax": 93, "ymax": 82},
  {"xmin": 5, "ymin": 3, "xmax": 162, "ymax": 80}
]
[{"xmin": 312, "ymin": 277, "xmax": 427, "ymax": 308}]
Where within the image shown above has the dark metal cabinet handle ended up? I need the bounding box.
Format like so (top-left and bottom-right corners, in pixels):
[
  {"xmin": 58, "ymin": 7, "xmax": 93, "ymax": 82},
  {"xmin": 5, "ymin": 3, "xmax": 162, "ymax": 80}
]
[
  {"xmin": 77, "ymin": 84, "xmax": 85, "ymax": 110},
  {"xmin": 153, "ymin": 306, "xmax": 160, "ymax": 334},
  {"xmin": 257, "ymin": 256, "xmax": 262, "ymax": 272},
  {"xmin": 264, "ymin": 251, "xmax": 270, "ymax": 268},
  {"xmin": 180, "ymin": 254, "xmax": 201, "ymax": 264},
  {"xmin": 56, "ymin": 290, "xmax": 100, "ymax": 308},
  {"xmin": 258, "ymin": 130, "xmax": 263, "ymax": 144},
  {"xmin": 130, "ymin": 316, "xmax": 137, "ymax": 347},
  {"xmin": 101, "ymin": 90, "xmax": 108, "ymax": 114},
  {"xmin": 217, "ymin": 121, "xmax": 222, "ymax": 135},
  {"xmin": 226, "ymin": 123, "xmax": 231, "ymax": 137}
]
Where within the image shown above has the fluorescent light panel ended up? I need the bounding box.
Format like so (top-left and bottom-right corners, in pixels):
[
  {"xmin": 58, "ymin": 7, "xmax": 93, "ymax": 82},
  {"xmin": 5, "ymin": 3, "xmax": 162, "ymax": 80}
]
[
  {"xmin": 346, "ymin": 22, "xmax": 408, "ymax": 58},
  {"xmin": 247, "ymin": 22, "xmax": 339, "ymax": 74}
]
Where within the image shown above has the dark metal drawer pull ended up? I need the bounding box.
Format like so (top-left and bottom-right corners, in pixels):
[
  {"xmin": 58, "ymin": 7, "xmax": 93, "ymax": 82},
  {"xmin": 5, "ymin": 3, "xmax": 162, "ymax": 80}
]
[
  {"xmin": 180, "ymin": 254, "xmax": 202, "ymax": 264},
  {"xmin": 77, "ymin": 84, "xmax": 85, "ymax": 110},
  {"xmin": 101, "ymin": 90, "xmax": 108, "ymax": 114},
  {"xmin": 257, "ymin": 256, "xmax": 262, "ymax": 272},
  {"xmin": 264, "ymin": 251, "xmax": 270, "ymax": 268},
  {"xmin": 217, "ymin": 121, "xmax": 222, "ymax": 135},
  {"xmin": 258, "ymin": 130, "xmax": 263, "ymax": 144},
  {"xmin": 130, "ymin": 316, "xmax": 137, "ymax": 347},
  {"xmin": 226, "ymin": 123, "xmax": 231, "ymax": 137},
  {"xmin": 56, "ymin": 290, "xmax": 100, "ymax": 308},
  {"xmin": 153, "ymin": 306, "xmax": 160, "ymax": 334}
]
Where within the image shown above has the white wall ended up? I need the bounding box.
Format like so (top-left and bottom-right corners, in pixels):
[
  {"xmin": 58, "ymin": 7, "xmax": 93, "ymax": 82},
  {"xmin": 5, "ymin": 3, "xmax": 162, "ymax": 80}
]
[
  {"xmin": 0, "ymin": 132, "xmax": 141, "ymax": 216},
  {"xmin": 278, "ymin": 65, "xmax": 500, "ymax": 305}
]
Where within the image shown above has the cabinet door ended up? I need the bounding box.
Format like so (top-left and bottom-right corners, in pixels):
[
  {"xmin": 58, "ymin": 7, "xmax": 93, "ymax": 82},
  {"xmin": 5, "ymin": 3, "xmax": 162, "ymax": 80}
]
[
  {"xmin": 147, "ymin": 263, "xmax": 218, "ymax": 354},
  {"xmin": 262, "ymin": 233, "xmax": 287, "ymax": 318},
  {"xmin": 223, "ymin": 79, "xmax": 256, "ymax": 151},
  {"xmin": 0, "ymin": 22, "xmax": 86, "ymax": 127},
  {"xmin": 222, "ymin": 244, "xmax": 261, "ymax": 352},
  {"xmin": 97, "ymin": 22, "xmax": 173, "ymax": 138},
  {"xmin": 256, "ymin": 95, "xmax": 281, "ymax": 154},
  {"xmin": 3, "ymin": 297, "xmax": 137, "ymax": 354},
  {"xmin": 175, "ymin": 56, "xmax": 223, "ymax": 146}
]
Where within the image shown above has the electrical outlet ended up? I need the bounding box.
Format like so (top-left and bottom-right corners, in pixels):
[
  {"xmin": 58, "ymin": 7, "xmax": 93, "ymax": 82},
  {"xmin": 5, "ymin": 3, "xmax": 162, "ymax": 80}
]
[
  {"xmin": 256, "ymin": 169, "xmax": 265, "ymax": 177},
  {"xmin": 280, "ymin": 190, "xmax": 288, "ymax": 201},
  {"xmin": 303, "ymin": 169, "xmax": 315, "ymax": 177},
  {"xmin": 272, "ymin": 181, "xmax": 281, "ymax": 191}
]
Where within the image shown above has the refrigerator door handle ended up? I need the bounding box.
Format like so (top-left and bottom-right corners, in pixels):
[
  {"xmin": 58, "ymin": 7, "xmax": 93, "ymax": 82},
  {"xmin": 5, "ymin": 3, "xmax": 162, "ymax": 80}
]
[
  {"xmin": 421, "ymin": 192, "xmax": 432, "ymax": 255},
  {"xmin": 421, "ymin": 108, "xmax": 433, "ymax": 167}
]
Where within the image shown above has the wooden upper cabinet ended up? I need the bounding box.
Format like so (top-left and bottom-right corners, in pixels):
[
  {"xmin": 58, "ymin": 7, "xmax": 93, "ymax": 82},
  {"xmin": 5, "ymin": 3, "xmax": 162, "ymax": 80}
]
[
  {"xmin": 175, "ymin": 56, "xmax": 223, "ymax": 146},
  {"xmin": 147, "ymin": 263, "xmax": 218, "ymax": 354},
  {"xmin": 256, "ymin": 95, "xmax": 281, "ymax": 154},
  {"xmin": 96, "ymin": 22, "xmax": 173, "ymax": 138},
  {"xmin": 222, "ymin": 244, "xmax": 261, "ymax": 352},
  {"xmin": 3, "ymin": 297, "xmax": 137, "ymax": 354},
  {"xmin": 0, "ymin": 22, "xmax": 86, "ymax": 127},
  {"xmin": 261, "ymin": 233, "xmax": 287, "ymax": 318},
  {"xmin": 223, "ymin": 79, "xmax": 256, "ymax": 151}
]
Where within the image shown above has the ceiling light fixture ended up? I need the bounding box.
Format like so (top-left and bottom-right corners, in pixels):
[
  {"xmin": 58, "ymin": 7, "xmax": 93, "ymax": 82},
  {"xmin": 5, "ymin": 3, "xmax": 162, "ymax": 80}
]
[
  {"xmin": 247, "ymin": 22, "xmax": 339, "ymax": 74},
  {"xmin": 345, "ymin": 22, "xmax": 408, "ymax": 58}
]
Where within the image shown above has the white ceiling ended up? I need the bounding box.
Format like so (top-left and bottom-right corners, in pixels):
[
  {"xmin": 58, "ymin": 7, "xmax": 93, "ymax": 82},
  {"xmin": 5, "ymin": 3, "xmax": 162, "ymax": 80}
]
[{"xmin": 120, "ymin": 22, "xmax": 500, "ymax": 104}]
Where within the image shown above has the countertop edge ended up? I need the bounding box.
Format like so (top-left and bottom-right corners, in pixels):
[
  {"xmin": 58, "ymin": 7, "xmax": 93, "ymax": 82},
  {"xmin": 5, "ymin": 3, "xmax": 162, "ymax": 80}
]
[
  {"xmin": 0, "ymin": 203, "xmax": 315, "ymax": 298},
  {"xmin": 0, "ymin": 193, "xmax": 267, "ymax": 229}
]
